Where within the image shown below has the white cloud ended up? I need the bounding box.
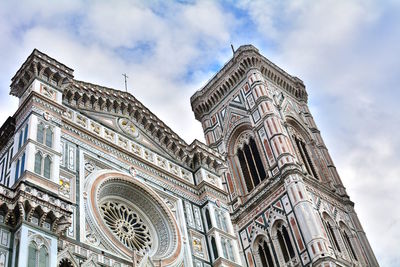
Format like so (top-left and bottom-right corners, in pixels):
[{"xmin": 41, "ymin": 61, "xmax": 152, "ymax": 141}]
[{"xmin": 0, "ymin": 0, "xmax": 236, "ymax": 143}]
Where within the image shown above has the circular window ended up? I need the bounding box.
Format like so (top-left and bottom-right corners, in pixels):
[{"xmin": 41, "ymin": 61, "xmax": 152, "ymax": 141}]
[
  {"xmin": 85, "ymin": 171, "xmax": 182, "ymax": 265},
  {"xmin": 100, "ymin": 201, "xmax": 152, "ymax": 252}
]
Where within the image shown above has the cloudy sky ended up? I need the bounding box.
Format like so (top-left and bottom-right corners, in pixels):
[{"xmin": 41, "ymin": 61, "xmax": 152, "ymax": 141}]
[{"xmin": 0, "ymin": 0, "xmax": 398, "ymax": 265}]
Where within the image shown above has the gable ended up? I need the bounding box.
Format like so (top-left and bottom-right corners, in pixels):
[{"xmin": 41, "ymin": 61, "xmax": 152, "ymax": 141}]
[{"xmin": 79, "ymin": 110, "xmax": 176, "ymax": 160}]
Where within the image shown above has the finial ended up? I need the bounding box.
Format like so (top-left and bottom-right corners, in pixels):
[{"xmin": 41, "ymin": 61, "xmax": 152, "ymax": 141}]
[
  {"xmin": 122, "ymin": 73, "xmax": 129, "ymax": 92},
  {"xmin": 231, "ymin": 44, "xmax": 235, "ymax": 54}
]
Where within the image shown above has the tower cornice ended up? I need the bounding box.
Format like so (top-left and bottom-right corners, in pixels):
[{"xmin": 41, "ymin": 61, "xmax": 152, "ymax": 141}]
[
  {"xmin": 190, "ymin": 44, "xmax": 308, "ymax": 121},
  {"xmin": 10, "ymin": 49, "xmax": 74, "ymax": 98}
]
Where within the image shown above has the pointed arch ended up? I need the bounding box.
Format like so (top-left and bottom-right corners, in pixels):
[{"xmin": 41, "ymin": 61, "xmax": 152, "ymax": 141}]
[
  {"xmin": 252, "ymin": 234, "xmax": 276, "ymax": 267},
  {"xmin": 339, "ymin": 221, "xmax": 359, "ymax": 262},
  {"xmin": 286, "ymin": 116, "xmax": 319, "ymax": 180},
  {"xmin": 270, "ymin": 220, "xmax": 296, "ymax": 265},
  {"xmin": 322, "ymin": 212, "xmax": 343, "ymax": 253}
]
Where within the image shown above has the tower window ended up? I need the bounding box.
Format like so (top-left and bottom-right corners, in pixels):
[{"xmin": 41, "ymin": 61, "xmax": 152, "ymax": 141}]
[
  {"xmin": 34, "ymin": 152, "xmax": 43, "ymax": 174},
  {"xmin": 37, "ymin": 123, "xmax": 44, "ymax": 144},
  {"xmin": 259, "ymin": 240, "xmax": 274, "ymax": 267},
  {"xmin": 221, "ymin": 237, "xmax": 235, "ymax": 261},
  {"xmin": 43, "ymin": 156, "xmax": 52, "ymax": 179},
  {"xmin": 28, "ymin": 241, "xmax": 49, "ymax": 267},
  {"xmin": 45, "ymin": 128, "xmax": 53, "ymax": 147},
  {"xmin": 276, "ymin": 224, "xmax": 296, "ymax": 263},
  {"xmin": 237, "ymin": 137, "xmax": 267, "ymax": 192},
  {"xmin": 343, "ymin": 230, "xmax": 358, "ymax": 261},
  {"xmin": 15, "ymin": 159, "xmax": 20, "ymax": 180},
  {"xmin": 325, "ymin": 221, "xmax": 341, "ymax": 252},
  {"xmin": 205, "ymin": 209, "xmax": 212, "ymax": 230},
  {"xmin": 37, "ymin": 122, "xmax": 53, "ymax": 148},
  {"xmin": 34, "ymin": 151, "xmax": 52, "ymax": 180},
  {"xmin": 211, "ymin": 236, "xmax": 219, "ymax": 260},
  {"xmin": 23, "ymin": 124, "xmax": 29, "ymax": 143},
  {"xmin": 294, "ymin": 137, "xmax": 318, "ymax": 179},
  {"xmin": 18, "ymin": 131, "xmax": 23, "ymax": 149}
]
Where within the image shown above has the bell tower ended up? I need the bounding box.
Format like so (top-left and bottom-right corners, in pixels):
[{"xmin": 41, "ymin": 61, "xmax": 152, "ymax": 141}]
[{"xmin": 191, "ymin": 45, "xmax": 378, "ymax": 267}]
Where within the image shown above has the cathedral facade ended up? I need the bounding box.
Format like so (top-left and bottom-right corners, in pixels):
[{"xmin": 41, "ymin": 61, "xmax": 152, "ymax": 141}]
[{"xmin": 0, "ymin": 45, "xmax": 378, "ymax": 267}]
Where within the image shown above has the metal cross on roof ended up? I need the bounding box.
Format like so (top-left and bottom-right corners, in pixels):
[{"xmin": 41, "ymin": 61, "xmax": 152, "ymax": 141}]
[{"xmin": 122, "ymin": 73, "xmax": 129, "ymax": 92}]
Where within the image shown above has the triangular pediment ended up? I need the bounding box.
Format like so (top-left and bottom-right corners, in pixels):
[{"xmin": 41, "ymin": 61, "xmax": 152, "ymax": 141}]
[{"xmin": 78, "ymin": 109, "xmax": 174, "ymax": 160}]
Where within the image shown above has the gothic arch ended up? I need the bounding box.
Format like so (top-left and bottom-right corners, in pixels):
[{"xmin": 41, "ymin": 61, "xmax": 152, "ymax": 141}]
[
  {"xmin": 322, "ymin": 212, "xmax": 345, "ymax": 255},
  {"xmin": 285, "ymin": 116, "xmax": 313, "ymax": 143},
  {"xmin": 28, "ymin": 233, "xmax": 50, "ymax": 249},
  {"xmin": 286, "ymin": 116, "xmax": 320, "ymax": 180},
  {"xmin": 251, "ymin": 234, "xmax": 276, "ymax": 267},
  {"xmin": 339, "ymin": 221, "xmax": 363, "ymax": 264},
  {"xmin": 270, "ymin": 219, "xmax": 297, "ymax": 266},
  {"xmin": 226, "ymin": 124, "xmax": 268, "ymax": 194}
]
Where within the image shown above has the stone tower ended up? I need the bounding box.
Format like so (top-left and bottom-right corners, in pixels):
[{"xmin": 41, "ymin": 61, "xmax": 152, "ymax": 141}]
[{"xmin": 191, "ymin": 45, "xmax": 379, "ymax": 267}]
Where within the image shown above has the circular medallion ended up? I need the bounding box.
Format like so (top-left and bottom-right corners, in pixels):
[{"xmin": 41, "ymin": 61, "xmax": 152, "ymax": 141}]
[
  {"xmin": 118, "ymin": 118, "xmax": 139, "ymax": 139},
  {"xmin": 43, "ymin": 112, "xmax": 50, "ymax": 121},
  {"xmin": 129, "ymin": 166, "xmax": 137, "ymax": 177}
]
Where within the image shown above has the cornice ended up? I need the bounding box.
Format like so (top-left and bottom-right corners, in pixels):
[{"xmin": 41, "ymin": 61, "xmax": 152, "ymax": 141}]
[{"xmin": 11, "ymin": 49, "xmax": 73, "ymax": 97}]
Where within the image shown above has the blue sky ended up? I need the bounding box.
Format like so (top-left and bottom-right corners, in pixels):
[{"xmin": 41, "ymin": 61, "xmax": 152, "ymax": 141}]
[{"xmin": 0, "ymin": 0, "xmax": 399, "ymax": 265}]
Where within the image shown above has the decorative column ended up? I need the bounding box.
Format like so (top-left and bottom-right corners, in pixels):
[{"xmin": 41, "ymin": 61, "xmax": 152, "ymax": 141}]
[{"xmin": 285, "ymin": 173, "xmax": 331, "ymax": 263}]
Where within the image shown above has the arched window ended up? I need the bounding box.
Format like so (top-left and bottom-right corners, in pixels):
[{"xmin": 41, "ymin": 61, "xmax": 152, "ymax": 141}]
[
  {"xmin": 237, "ymin": 137, "xmax": 266, "ymax": 192},
  {"xmin": 276, "ymin": 224, "xmax": 295, "ymax": 263},
  {"xmin": 215, "ymin": 211, "xmax": 222, "ymax": 229},
  {"xmin": 24, "ymin": 124, "xmax": 29, "ymax": 143},
  {"xmin": 28, "ymin": 242, "xmax": 37, "ymax": 267},
  {"xmin": 37, "ymin": 123, "xmax": 45, "ymax": 144},
  {"xmin": 294, "ymin": 137, "xmax": 318, "ymax": 179},
  {"xmin": 34, "ymin": 152, "xmax": 43, "ymax": 175},
  {"xmin": 27, "ymin": 242, "xmax": 50, "ymax": 267},
  {"xmin": 227, "ymin": 240, "xmax": 234, "ymax": 261},
  {"xmin": 38, "ymin": 246, "xmax": 49, "ymax": 267},
  {"xmin": 211, "ymin": 236, "xmax": 219, "ymax": 260},
  {"xmin": 342, "ymin": 230, "xmax": 358, "ymax": 261},
  {"xmin": 34, "ymin": 152, "xmax": 52, "ymax": 180},
  {"xmin": 43, "ymin": 156, "xmax": 52, "ymax": 179},
  {"xmin": 221, "ymin": 213, "xmax": 228, "ymax": 232},
  {"xmin": 324, "ymin": 221, "xmax": 341, "ymax": 252},
  {"xmin": 205, "ymin": 209, "xmax": 212, "ymax": 230},
  {"xmin": 221, "ymin": 237, "xmax": 235, "ymax": 261},
  {"xmin": 18, "ymin": 130, "xmax": 24, "ymax": 149},
  {"xmin": 45, "ymin": 128, "xmax": 53, "ymax": 147},
  {"xmin": 258, "ymin": 240, "xmax": 274, "ymax": 267},
  {"xmin": 37, "ymin": 123, "xmax": 53, "ymax": 148},
  {"xmin": 221, "ymin": 238, "xmax": 228, "ymax": 259},
  {"xmin": 21, "ymin": 152, "xmax": 26, "ymax": 174},
  {"xmin": 15, "ymin": 159, "xmax": 20, "ymax": 180},
  {"xmin": 14, "ymin": 239, "xmax": 20, "ymax": 267}
]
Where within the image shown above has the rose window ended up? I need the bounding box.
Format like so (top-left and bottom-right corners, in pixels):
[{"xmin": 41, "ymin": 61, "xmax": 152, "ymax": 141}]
[
  {"xmin": 85, "ymin": 171, "xmax": 182, "ymax": 265},
  {"xmin": 100, "ymin": 201, "xmax": 152, "ymax": 252}
]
